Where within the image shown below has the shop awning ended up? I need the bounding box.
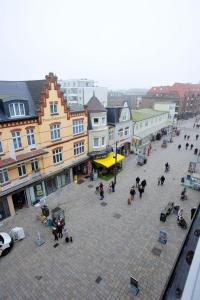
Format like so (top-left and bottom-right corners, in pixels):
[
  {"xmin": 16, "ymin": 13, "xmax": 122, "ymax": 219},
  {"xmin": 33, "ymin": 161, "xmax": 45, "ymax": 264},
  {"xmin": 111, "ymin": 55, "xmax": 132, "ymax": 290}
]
[{"xmin": 94, "ymin": 152, "xmax": 124, "ymax": 168}]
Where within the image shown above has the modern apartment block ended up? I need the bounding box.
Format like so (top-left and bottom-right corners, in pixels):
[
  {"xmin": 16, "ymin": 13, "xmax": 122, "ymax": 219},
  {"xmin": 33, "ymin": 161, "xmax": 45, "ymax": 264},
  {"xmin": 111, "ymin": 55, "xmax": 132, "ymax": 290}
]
[{"xmin": 59, "ymin": 78, "xmax": 107, "ymax": 107}]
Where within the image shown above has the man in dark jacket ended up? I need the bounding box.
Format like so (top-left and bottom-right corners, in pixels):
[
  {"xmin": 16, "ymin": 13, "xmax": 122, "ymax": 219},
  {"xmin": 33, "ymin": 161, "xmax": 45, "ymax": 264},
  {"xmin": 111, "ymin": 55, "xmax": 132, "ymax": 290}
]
[
  {"xmin": 130, "ymin": 187, "xmax": 136, "ymax": 200},
  {"xmin": 136, "ymin": 177, "xmax": 140, "ymax": 188},
  {"xmin": 160, "ymin": 175, "xmax": 165, "ymax": 185},
  {"xmin": 141, "ymin": 179, "xmax": 147, "ymax": 190},
  {"xmin": 138, "ymin": 185, "xmax": 144, "ymax": 198}
]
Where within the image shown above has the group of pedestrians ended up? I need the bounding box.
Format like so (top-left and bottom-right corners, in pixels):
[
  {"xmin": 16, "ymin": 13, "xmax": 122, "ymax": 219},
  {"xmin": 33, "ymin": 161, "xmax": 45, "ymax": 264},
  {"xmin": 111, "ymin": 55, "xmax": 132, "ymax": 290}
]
[
  {"xmin": 52, "ymin": 217, "xmax": 65, "ymax": 241},
  {"xmin": 130, "ymin": 177, "xmax": 147, "ymax": 200},
  {"xmin": 184, "ymin": 135, "xmax": 190, "ymax": 140},
  {"xmin": 178, "ymin": 133, "xmax": 199, "ymax": 153}
]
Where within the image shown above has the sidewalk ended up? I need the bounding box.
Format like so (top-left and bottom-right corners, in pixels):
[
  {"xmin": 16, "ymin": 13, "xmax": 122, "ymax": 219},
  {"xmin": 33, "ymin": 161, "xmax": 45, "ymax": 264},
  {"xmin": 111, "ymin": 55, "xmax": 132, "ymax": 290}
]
[{"xmin": 0, "ymin": 118, "xmax": 199, "ymax": 300}]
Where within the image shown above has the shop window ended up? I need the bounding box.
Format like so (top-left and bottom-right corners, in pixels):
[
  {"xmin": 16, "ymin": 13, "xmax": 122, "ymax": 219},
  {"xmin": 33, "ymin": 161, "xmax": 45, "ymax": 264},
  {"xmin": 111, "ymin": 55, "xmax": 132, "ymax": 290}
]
[
  {"xmin": 31, "ymin": 158, "xmax": 39, "ymax": 171},
  {"xmin": 73, "ymin": 119, "xmax": 84, "ymax": 135},
  {"xmin": 0, "ymin": 197, "xmax": 10, "ymax": 220},
  {"xmin": 74, "ymin": 141, "xmax": 84, "ymax": 156},
  {"xmin": 9, "ymin": 102, "xmax": 25, "ymax": 117},
  {"xmin": 50, "ymin": 124, "xmax": 60, "ymax": 141},
  {"xmin": 53, "ymin": 148, "xmax": 63, "ymax": 164},
  {"xmin": 124, "ymin": 127, "xmax": 129, "ymax": 136},
  {"xmin": 12, "ymin": 131, "xmax": 22, "ymax": 150},
  {"xmin": 101, "ymin": 136, "xmax": 105, "ymax": 146},
  {"xmin": 0, "ymin": 140, "xmax": 3, "ymax": 153},
  {"xmin": 50, "ymin": 102, "xmax": 58, "ymax": 114},
  {"xmin": 18, "ymin": 163, "xmax": 26, "ymax": 177},
  {"xmin": 0, "ymin": 168, "xmax": 9, "ymax": 184},
  {"xmin": 26, "ymin": 128, "xmax": 35, "ymax": 147}
]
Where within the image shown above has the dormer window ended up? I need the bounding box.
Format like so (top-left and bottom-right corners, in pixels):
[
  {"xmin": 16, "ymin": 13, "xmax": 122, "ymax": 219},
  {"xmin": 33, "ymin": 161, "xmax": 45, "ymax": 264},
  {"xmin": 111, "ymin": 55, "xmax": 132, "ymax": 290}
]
[{"xmin": 9, "ymin": 103, "xmax": 25, "ymax": 117}]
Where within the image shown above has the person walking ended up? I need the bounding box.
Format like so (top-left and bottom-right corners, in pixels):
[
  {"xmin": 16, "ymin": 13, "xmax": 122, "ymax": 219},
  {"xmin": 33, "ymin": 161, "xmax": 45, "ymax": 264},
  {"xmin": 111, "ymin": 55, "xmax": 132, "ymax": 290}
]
[
  {"xmin": 187, "ymin": 135, "xmax": 190, "ymax": 140},
  {"xmin": 184, "ymin": 134, "xmax": 187, "ymax": 140},
  {"xmin": 100, "ymin": 189, "xmax": 104, "ymax": 200},
  {"xmin": 185, "ymin": 142, "xmax": 189, "ymax": 150},
  {"xmin": 178, "ymin": 144, "xmax": 181, "ymax": 150},
  {"xmin": 130, "ymin": 186, "xmax": 136, "ymax": 201},
  {"xmin": 111, "ymin": 181, "xmax": 115, "ymax": 192},
  {"xmin": 190, "ymin": 144, "xmax": 194, "ymax": 150},
  {"xmin": 196, "ymin": 134, "xmax": 199, "ymax": 140},
  {"xmin": 158, "ymin": 176, "xmax": 161, "ymax": 185},
  {"xmin": 193, "ymin": 123, "xmax": 196, "ymax": 128},
  {"xmin": 57, "ymin": 219, "xmax": 63, "ymax": 238},
  {"xmin": 141, "ymin": 179, "xmax": 147, "ymax": 191},
  {"xmin": 52, "ymin": 227, "xmax": 58, "ymax": 241},
  {"xmin": 136, "ymin": 177, "xmax": 140, "ymax": 188},
  {"xmin": 138, "ymin": 185, "xmax": 144, "ymax": 198},
  {"xmin": 165, "ymin": 162, "xmax": 169, "ymax": 172},
  {"xmin": 160, "ymin": 175, "xmax": 165, "ymax": 185}
]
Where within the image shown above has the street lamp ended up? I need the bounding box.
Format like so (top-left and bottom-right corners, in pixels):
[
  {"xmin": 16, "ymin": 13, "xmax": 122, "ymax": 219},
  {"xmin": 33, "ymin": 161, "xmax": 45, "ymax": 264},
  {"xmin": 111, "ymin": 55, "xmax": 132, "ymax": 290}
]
[{"xmin": 113, "ymin": 141, "xmax": 118, "ymax": 185}]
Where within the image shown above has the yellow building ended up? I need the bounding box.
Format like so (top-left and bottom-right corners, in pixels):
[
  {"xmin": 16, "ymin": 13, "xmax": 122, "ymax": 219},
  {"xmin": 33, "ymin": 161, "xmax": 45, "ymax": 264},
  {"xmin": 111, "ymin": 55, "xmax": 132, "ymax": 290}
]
[{"xmin": 0, "ymin": 73, "xmax": 89, "ymax": 220}]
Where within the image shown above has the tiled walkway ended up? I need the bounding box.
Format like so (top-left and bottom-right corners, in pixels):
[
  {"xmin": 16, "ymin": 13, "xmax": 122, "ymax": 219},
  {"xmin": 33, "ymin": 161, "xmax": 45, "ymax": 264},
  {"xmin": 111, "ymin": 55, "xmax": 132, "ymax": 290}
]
[{"xmin": 0, "ymin": 118, "xmax": 199, "ymax": 300}]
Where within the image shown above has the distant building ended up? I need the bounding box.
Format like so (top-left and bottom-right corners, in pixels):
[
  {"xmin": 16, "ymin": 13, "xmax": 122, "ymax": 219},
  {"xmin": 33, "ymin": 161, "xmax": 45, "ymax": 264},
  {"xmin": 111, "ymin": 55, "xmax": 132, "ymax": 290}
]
[
  {"xmin": 148, "ymin": 83, "xmax": 200, "ymax": 118},
  {"xmin": 59, "ymin": 78, "xmax": 107, "ymax": 107}
]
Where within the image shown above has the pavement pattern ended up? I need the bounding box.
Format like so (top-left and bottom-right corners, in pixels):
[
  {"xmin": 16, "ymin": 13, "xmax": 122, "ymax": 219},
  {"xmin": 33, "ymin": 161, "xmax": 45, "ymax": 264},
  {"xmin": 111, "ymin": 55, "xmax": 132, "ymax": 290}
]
[{"xmin": 0, "ymin": 118, "xmax": 200, "ymax": 300}]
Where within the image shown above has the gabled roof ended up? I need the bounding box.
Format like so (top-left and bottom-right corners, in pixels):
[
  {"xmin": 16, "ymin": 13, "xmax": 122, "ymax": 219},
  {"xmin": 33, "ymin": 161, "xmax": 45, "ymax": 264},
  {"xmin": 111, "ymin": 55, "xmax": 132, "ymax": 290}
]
[
  {"xmin": 87, "ymin": 95, "xmax": 106, "ymax": 112},
  {"xmin": 106, "ymin": 105, "xmax": 132, "ymax": 124},
  {"xmin": 25, "ymin": 80, "xmax": 45, "ymax": 111}
]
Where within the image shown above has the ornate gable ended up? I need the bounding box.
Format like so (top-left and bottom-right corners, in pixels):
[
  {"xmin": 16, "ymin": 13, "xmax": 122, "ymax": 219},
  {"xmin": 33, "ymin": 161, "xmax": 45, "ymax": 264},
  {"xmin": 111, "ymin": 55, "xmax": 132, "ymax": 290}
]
[{"xmin": 37, "ymin": 73, "xmax": 69, "ymax": 124}]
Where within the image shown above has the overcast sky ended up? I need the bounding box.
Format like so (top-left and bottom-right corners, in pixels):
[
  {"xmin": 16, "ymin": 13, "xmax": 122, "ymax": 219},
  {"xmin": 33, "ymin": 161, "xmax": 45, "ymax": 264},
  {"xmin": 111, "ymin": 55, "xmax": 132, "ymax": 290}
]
[{"xmin": 1, "ymin": 0, "xmax": 200, "ymax": 89}]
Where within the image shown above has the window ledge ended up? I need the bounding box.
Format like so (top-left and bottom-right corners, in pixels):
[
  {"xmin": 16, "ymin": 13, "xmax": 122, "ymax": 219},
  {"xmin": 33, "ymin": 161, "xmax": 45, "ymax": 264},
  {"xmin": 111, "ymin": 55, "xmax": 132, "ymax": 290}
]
[
  {"xmin": 51, "ymin": 113, "xmax": 59, "ymax": 115},
  {"xmin": 0, "ymin": 181, "xmax": 11, "ymax": 187},
  {"xmin": 74, "ymin": 153, "xmax": 85, "ymax": 157},
  {"xmin": 51, "ymin": 138, "xmax": 62, "ymax": 142},
  {"xmin": 15, "ymin": 148, "xmax": 24, "ymax": 152},
  {"xmin": 73, "ymin": 132, "xmax": 84, "ymax": 136},
  {"xmin": 19, "ymin": 174, "xmax": 28, "ymax": 179},
  {"xmin": 53, "ymin": 161, "xmax": 64, "ymax": 166},
  {"xmin": 0, "ymin": 152, "xmax": 5, "ymax": 156}
]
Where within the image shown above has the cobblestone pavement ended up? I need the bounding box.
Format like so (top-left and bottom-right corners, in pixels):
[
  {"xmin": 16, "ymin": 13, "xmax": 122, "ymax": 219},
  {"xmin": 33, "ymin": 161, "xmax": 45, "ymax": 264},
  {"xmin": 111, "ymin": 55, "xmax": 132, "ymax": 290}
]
[{"xmin": 0, "ymin": 118, "xmax": 200, "ymax": 300}]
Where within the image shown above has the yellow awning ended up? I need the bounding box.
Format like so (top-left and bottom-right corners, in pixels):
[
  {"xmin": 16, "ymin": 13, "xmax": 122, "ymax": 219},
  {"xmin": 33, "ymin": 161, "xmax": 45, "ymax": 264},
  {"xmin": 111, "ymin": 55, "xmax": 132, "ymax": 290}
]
[{"xmin": 94, "ymin": 152, "xmax": 125, "ymax": 168}]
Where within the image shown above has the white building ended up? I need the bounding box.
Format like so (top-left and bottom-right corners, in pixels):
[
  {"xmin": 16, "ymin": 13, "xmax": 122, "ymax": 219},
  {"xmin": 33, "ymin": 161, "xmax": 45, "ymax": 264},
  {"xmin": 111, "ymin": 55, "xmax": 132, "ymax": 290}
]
[
  {"xmin": 59, "ymin": 78, "xmax": 107, "ymax": 107},
  {"xmin": 154, "ymin": 102, "xmax": 177, "ymax": 122},
  {"xmin": 132, "ymin": 108, "xmax": 172, "ymax": 153}
]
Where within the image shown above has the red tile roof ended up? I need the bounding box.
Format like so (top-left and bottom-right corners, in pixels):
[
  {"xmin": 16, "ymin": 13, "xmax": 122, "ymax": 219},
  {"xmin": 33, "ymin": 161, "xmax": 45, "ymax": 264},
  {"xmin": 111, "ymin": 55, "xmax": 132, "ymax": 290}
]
[
  {"xmin": 0, "ymin": 149, "xmax": 48, "ymax": 168},
  {"xmin": 148, "ymin": 83, "xmax": 200, "ymax": 98}
]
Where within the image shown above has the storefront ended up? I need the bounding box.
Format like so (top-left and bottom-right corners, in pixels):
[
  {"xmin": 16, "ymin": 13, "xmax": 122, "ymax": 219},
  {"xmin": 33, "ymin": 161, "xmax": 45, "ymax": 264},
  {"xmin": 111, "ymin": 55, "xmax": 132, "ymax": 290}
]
[
  {"xmin": 0, "ymin": 196, "xmax": 10, "ymax": 221},
  {"xmin": 72, "ymin": 159, "xmax": 90, "ymax": 181},
  {"xmin": 45, "ymin": 169, "xmax": 70, "ymax": 196},
  {"xmin": 12, "ymin": 189, "xmax": 27, "ymax": 210}
]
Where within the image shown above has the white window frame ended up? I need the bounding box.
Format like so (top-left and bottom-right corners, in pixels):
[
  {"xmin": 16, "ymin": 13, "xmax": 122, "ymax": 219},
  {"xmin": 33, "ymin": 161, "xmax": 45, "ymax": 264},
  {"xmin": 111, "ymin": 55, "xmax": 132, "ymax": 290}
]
[
  {"xmin": 18, "ymin": 163, "xmax": 26, "ymax": 177},
  {"xmin": 26, "ymin": 128, "xmax": 35, "ymax": 147},
  {"xmin": 53, "ymin": 148, "xmax": 63, "ymax": 164},
  {"xmin": 101, "ymin": 136, "xmax": 105, "ymax": 146},
  {"xmin": 124, "ymin": 127, "xmax": 129, "ymax": 136},
  {"xmin": 74, "ymin": 141, "xmax": 84, "ymax": 156},
  {"xmin": 93, "ymin": 137, "xmax": 100, "ymax": 148},
  {"xmin": 50, "ymin": 102, "xmax": 58, "ymax": 114},
  {"xmin": 122, "ymin": 114, "xmax": 127, "ymax": 121},
  {"xmin": 93, "ymin": 117, "xmax": 99, "ymax": 126},
  {"xmin": 73, "ymin": 119, "xmax": 84, "ymax": 135},
  {"xmin": 0, "ymin": 168, "xmax": 9, "ymax": 184},
  {"xmin": 12, "ymin": 131, "xmax": 22, "ymax": 150},
  {"xmin": 118, "ymin": 129, "xmax": 123, "ymax": 137},
  {"xmin": 109, "ymin": 131, "xmax": 113, "ymax": 140},
  {"xmin": 9, "ymin": 103, "xmax": 25, "ymax": 117},
  {"xmin": 101, "ymin": 116, "xmax": 106, "ymax": 125},
  {"xmin": 50, "ymin": 124, "xmax": 60, "ymax": 141},
  {"xmin": 0, "ymin": 140, "xmax": 3, "ymax": 153},
  {"xmin": 31, "ymin": 158, "xmax": 39, "ymax": 171}
]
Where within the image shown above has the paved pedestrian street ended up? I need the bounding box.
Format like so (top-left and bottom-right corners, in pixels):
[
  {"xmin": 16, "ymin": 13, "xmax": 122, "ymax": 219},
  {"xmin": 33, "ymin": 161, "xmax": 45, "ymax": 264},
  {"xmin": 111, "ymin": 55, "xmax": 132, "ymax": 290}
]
[{"xmin": 0, "ymin": 119, "xmax": 200, "ymax": 300}]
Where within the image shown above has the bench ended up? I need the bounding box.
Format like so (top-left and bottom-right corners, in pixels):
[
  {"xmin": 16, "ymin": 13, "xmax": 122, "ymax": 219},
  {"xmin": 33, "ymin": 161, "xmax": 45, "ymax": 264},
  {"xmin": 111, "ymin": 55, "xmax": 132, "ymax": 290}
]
[{"xmin": 160, "ymin": 202, "xmax": 174, "ymax": 222}]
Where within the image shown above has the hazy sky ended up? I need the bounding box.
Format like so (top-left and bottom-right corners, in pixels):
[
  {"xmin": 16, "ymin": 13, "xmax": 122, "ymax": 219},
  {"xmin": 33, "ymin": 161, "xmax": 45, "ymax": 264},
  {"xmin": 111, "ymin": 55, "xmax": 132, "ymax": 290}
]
[{"xmin": 1, "ymin": 0, "xmax": 200, "ymax": 89}]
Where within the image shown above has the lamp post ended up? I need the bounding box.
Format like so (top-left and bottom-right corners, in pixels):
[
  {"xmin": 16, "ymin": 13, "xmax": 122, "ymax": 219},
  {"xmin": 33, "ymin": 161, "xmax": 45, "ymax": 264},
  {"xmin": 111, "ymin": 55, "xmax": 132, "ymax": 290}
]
[{"xmin": 114, "ymin": 141, "xmax": 118, "ymax": 185}]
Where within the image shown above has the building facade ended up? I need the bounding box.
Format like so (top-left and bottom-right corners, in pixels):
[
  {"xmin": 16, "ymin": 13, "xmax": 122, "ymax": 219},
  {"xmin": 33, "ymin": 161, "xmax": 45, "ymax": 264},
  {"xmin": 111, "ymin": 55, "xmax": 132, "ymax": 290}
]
[
  {"xmin": 107, "ymin": 103, "xmax": 132, "ymax": 155},
  {"xmin": 132, "ymin": 109, "xmax": 171, "ymax": 153},
  {"xmin": 154, "ymin": 102, "xmax": 177, "ymax": 122},
  {"xmin": 59, "ymin": 78, "xmax": 107, "ymax": 107},
  {"xmin": 0, "ymin": 73, "xmax": 89, "ymax": 220},
  {"xmin": 87, "ymin": 95, "xmax": 109, "ymax": 159}
]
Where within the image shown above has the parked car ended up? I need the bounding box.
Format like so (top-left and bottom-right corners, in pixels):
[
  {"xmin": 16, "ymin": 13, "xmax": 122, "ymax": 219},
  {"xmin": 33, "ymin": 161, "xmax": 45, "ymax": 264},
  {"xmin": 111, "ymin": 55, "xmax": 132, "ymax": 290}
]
[
  {"xmin": 137, "ymin": 154, "xmax": 147, "ymax": 166},
  {"xmin": 0, "ymin": 232, "xmax": 14, "ymax": 257}
]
